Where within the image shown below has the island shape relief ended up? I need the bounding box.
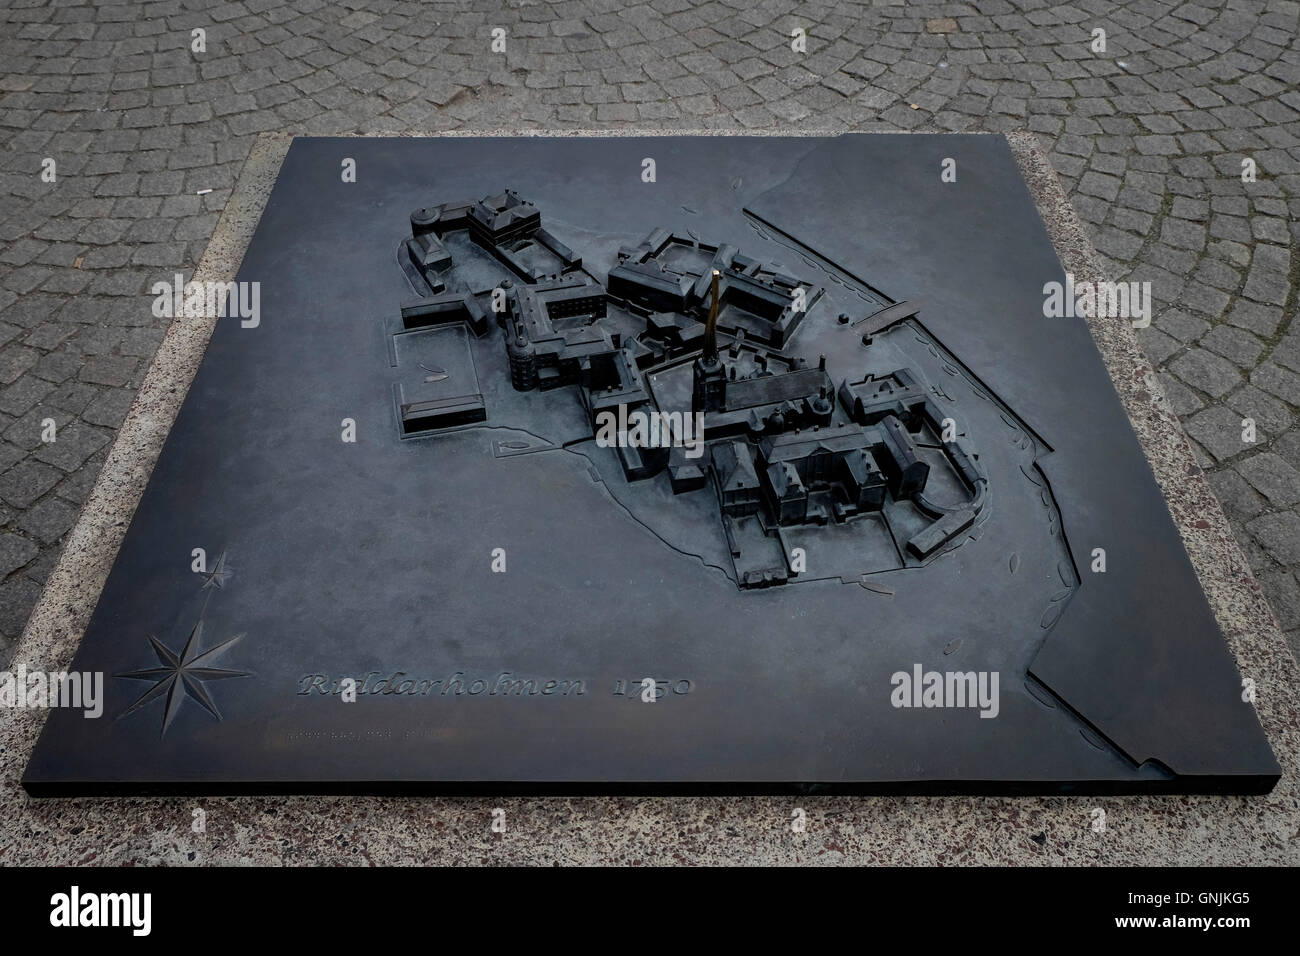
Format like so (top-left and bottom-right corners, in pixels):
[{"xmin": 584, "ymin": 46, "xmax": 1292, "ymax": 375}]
[{"xmin": 387, "ymin": 188, "xmax": 1075, "ymax": 605}]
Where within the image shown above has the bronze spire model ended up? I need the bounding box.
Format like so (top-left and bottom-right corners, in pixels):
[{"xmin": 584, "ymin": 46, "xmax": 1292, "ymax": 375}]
[
  {"xmin": 703, "ymin": 268, "xmax": 721, "ymax": 363},
  {"xmin": 693, "ymin": 269, "xmax": 726, "ymax": 413}
]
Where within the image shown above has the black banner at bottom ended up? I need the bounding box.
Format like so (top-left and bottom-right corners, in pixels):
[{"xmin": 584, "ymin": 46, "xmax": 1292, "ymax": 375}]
[{"xmin": 2, "ymin": 865, "xmax": 1276, "ymax": 942}]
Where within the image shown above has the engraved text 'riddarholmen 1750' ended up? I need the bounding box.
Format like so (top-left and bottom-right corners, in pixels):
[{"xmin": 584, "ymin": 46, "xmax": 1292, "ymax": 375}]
[{"xmin": 297, "ymin": 672, "xmax": 588, "ymax": 697}]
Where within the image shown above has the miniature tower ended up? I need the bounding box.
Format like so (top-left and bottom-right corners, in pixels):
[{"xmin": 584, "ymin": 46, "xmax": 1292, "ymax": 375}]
[{"xmin": 692, "ymin": 269, "xmax": 727, "ymax": 413}]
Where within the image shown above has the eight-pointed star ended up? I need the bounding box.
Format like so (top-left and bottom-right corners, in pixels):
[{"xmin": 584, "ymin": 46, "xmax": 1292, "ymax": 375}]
[{"xmin": 117, "ymin": 621, "xmax": 248, "ymax": 736}]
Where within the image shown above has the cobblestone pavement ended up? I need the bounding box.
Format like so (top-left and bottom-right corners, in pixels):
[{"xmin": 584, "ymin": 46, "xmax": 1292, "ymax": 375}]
[{"xmin": 0, "ymin": 0, "xmax": 1297, "ymax": 662}]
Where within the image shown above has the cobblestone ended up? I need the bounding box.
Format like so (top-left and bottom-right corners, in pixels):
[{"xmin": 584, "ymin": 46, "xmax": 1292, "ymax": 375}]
[{"xmin": 0, "ymin": 0, "xmax": 1297, "ymax": 662}]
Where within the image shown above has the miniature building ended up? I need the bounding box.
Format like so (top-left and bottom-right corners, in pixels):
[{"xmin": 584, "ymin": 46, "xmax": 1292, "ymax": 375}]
[
  {"xmin": 839, "ymin": 367, "xmax": 929, "ymax": 430},
  {"xmin": 756, "ymin": 424, "xmax": 890, "ymax": 525},
  {"xmin": 502, "ymin": 276, "xmax": 617, "ymax": 392},
  {"xmin": 610, "ymin": 229, "xmax": 821, "ymax": 348},
  {"xmin": 710, "ymin": 441, "xmax": 762, "ymax": 517}
]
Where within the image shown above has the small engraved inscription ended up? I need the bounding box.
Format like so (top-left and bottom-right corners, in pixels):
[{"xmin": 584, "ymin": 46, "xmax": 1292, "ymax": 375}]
[
  {"xmin": 612, "ymin": 678, "xmax": 693, "ymax": 700},
  {"xmin": 297, "ymin": 671, "xmax": 587, "ymax": 697}
]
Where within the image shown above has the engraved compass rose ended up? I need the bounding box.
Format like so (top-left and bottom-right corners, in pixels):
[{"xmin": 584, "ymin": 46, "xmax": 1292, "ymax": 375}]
[{"xmin": 116, "ymin": 620, "xmax": 249, "ymax": 736}]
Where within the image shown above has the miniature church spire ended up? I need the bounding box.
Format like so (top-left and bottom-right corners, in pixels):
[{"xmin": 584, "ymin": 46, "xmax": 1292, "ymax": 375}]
[
  {"xmin": 693, "ymin": 270, "xmax": 727, "ymax": 413},
  {"xmin": 703, "ymin": 268, "xmax": 721, "ymax": 363}
]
